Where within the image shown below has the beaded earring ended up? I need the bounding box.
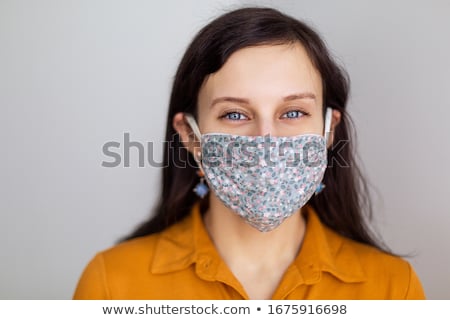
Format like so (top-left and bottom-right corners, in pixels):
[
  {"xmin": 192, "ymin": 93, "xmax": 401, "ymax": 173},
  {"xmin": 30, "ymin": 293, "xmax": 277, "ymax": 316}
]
[
  {"xmin": 315, "ymin": 182, "xmax": 325, "ymax": 195},
  {"xmin": 193, "ymin": 169, "xmax": 209, "ymax": 198}
]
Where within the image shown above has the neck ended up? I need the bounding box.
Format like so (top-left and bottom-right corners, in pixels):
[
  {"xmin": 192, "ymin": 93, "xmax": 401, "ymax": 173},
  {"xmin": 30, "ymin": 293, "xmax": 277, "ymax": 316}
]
[{"xmin": 203, "ymin": 195, "xmax": 306, "ymax": 273}]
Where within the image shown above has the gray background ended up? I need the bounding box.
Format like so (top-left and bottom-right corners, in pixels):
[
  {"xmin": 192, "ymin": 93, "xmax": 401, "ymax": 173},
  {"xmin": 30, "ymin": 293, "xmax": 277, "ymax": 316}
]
[{"xmin": 1, "ymin": 0, "xmax": 449, "ymax": 299}]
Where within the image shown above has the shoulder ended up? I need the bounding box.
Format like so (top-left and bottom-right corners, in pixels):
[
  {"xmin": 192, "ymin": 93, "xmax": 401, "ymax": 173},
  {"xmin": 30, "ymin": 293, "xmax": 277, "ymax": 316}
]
[
  {"xmin": 100, "ymin": 234, "xmax": 159, "ymax": 270},
  {"xmin": 342, "ymin": 235, "xmax": 409, "ymax": 278},
  {"xmin": 328, "ymin": 227, "xmax": 425, "ymax": 299},
  {"xmin": 72, "ymin": 233, "xmax": 161, "ymax": 299},
  {"xmin": 73, "ymin": 211, "xmax": 198, "ymax": 299},
  {"xmin": 73, "ymin": 208, "xmax": 203, "ymax": 299},
  {"xmin": 301, "ymin": 206, "xmax": 425, "ymax": 299}
]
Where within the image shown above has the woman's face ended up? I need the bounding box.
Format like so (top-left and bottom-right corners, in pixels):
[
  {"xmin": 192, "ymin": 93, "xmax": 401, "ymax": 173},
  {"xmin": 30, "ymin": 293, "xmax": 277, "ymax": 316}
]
[{"xmin": 196, "ymin": 42, "xmax": 324, "ymax": 137}]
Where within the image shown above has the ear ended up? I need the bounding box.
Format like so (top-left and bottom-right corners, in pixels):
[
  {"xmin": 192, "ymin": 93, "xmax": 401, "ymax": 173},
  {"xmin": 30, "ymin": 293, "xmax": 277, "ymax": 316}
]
[
  {"xmin": 173, "ymin": 112, "xmax": 201, "ymax": 157},
  {"xmin": 327, "ymin": 109, "xmax": 342, "ymax": 148}
]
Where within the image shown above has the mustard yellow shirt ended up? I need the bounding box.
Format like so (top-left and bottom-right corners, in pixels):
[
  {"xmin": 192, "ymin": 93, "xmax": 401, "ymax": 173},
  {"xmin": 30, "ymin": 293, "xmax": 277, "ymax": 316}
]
[{"xmin": 73, "ymin": 204, "xmax": 425, "ymax": 299}]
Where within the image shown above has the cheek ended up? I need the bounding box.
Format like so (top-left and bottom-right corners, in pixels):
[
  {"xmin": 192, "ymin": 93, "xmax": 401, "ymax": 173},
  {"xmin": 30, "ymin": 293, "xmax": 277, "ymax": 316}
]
[
  {"xmin": 315, "ymin": 113, "xmax": 326, "ymax": 135},
  {"xmin": 301, "ymin": 110, "xmax": 325, "ymax": 136},
  {"xmin": 286, "ymin": 118, "xmax": 323, "ymax": 136}
]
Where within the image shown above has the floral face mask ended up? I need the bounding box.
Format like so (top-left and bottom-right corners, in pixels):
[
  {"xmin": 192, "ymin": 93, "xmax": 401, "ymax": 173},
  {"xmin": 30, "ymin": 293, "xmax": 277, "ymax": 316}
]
[{"xmin": 185, "ymin": 108, "xmax": 332, "ymax": 232}]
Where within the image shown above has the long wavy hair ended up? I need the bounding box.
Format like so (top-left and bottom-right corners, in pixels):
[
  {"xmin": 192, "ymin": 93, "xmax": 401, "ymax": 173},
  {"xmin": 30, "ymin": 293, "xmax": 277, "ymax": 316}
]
[{"xmin": 122, "ymin": 7, "xmax": 388, "ymax": 252}]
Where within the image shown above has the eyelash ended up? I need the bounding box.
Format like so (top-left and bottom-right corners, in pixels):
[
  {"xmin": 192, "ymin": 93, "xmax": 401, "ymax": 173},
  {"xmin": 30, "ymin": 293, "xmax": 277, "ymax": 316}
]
[
  {"xmin": 219, "ymin": 109, "xmax": 308, "ymax": 121},
  {"xmin": 280, "ymin": 110, "xmax": 307, "ymax": 119},
  {"xmin": 220, "ymin": 111, "xmax": 249, "ymax": 121}
]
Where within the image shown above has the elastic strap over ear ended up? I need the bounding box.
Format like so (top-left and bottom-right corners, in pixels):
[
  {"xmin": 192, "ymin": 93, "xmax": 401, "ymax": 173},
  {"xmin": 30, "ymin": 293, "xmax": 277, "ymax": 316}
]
[
  {"xmin": 184, "ymin": 113, "xmax": 202, "ymax": 140},
  {"xmin": 183, "ymin": 113, "xmax": 204, "ymax": 168},
  {"xmin": 324, "ymin": 107, "xmax": 332, "ymax": 145}
]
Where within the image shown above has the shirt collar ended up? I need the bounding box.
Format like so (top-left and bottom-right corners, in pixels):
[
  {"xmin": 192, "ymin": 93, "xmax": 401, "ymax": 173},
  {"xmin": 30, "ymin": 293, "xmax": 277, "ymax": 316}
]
[
  {"xmin": 150, "ymin": 202, "xmax": 219, "ymax": 275},
  {"xmin": 151, "ymin": 203, "xmax": 367, "ymax": 284},
  {"xmin": 293, "ymin": 205, "xmax": 367, "ymax": 284}
]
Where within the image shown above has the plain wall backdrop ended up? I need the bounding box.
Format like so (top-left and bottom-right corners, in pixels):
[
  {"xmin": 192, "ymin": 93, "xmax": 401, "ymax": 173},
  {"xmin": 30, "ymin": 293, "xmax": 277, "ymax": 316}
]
[{"xmin": 1, "ymin": 0, "xmax": 449, "ymax": 299}]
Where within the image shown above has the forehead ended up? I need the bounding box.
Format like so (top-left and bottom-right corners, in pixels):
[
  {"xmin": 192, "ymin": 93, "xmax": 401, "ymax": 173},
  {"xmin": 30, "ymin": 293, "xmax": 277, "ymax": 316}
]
[{"xmin": 198, "ymin": 43, "xmax": 323, "ymax": 104}]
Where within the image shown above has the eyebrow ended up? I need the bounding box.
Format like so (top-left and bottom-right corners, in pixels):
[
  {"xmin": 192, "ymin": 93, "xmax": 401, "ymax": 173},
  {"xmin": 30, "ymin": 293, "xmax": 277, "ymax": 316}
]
[
  {"xmin": 210, "ymin": 97, "xmax": 249, "ymax": 108},
  {"xmin": 210, "ymin": 92, "xmax": 316, "ymax": 108},
  {"xmin": 283, "ymin": 92, "xmax": 316, "ymax": 101}
]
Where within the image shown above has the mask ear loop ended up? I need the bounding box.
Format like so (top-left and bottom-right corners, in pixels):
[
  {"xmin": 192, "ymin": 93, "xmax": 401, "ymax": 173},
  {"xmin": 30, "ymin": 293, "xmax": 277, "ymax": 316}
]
[
  {"xmin": 184, "ymin": 113, "xmax": 209, "ymax": 198},
  {"xmin": 183, "ymin": 113, "xmax": 203, "ymax": 164},
  {"xmin": 184, "ymin": 113, "xmax": 202, "ymax": 141},
  {"xmin": 324, "ymin": 107, "xmax": 332, "ymax": 145},
  {"xmin": 315, "ymin": 107, "xmax": 333, "ymax": 195}
]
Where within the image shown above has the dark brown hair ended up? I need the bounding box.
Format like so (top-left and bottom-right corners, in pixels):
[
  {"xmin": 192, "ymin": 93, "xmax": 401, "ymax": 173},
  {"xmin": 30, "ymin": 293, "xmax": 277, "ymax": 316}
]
[{"xmin": 122, "ymin": 7, "xmax": 388, "ymax": 252}]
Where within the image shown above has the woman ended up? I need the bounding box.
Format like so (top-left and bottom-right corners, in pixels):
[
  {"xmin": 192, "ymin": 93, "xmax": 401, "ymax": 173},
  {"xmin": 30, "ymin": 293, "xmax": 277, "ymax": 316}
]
[{"xmin": 73, "ymin": 7, "xmax": 425, "ymax": 299}]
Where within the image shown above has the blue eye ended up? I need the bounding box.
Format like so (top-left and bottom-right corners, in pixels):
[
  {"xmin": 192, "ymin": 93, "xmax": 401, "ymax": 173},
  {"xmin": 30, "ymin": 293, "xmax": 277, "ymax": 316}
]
[
  {"xmin": 224, "ymin": 112, "xmax": 247, "ymax": 120},
  {"xmin": 282, "ymin": 110, "xmax": 304, "ymax": 119}
]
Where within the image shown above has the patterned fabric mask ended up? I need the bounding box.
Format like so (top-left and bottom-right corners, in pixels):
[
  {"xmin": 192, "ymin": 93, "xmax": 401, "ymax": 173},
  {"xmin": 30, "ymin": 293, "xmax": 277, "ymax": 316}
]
[{"xmin": 185, "ymin": 108, "xmax": 331, "ymax": 232}]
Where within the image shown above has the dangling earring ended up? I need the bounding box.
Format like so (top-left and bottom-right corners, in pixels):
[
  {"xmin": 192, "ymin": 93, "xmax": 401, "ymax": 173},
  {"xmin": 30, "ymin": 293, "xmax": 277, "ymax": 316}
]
[
  {"xmin": 315, "ymin": 182, "xmax": 325, "ymax": 195},
  {"xmin": 193, "ymin": 169, "xmax": 209, "ymax": 198}
]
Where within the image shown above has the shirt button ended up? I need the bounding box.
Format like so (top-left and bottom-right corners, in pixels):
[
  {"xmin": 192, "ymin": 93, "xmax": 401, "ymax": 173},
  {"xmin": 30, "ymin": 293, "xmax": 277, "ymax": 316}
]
[{"xmin": 198, "ymin": 256, "xmax": 211, "ymax": 269}]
